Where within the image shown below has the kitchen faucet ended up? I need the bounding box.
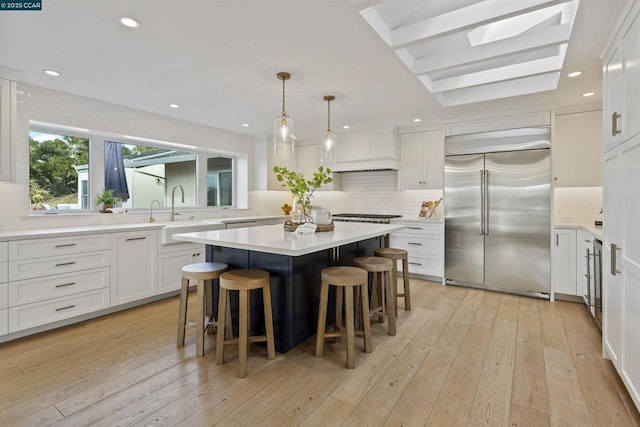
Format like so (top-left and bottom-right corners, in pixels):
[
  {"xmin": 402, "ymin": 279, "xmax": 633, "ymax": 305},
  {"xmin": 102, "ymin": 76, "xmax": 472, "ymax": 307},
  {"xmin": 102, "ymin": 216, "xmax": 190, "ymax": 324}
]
[
  {"xmin": 149, "ymin": 199, "xmax": 161, "ymax": 223},
  {"xmin": 170, "ymin": 185, "xmax": 184, "ymax": 221}
]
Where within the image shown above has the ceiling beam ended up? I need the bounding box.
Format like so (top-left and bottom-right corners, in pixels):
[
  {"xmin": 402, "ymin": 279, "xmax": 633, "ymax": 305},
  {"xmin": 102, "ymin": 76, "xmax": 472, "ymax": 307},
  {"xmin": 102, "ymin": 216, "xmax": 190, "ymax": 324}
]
[
  {"xmin": 434, "ymin": 72, "xmax": 561, "ymax": 106},
  {"xmin": 407, "ymin": 23, "xmax": 571, "ymax": 75},
  {"xmin": 389, "ymin": 0, "xmax": 571, "ymax": 48},
  {"xmin": 425, "ymin": 45, "xmax": 566, "ymax": 93}
]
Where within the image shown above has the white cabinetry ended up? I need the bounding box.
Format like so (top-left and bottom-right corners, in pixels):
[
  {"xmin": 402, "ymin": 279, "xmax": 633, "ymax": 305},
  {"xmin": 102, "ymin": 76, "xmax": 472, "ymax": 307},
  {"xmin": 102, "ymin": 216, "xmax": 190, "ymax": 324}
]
[
  {"xmin": 399, "ymin": 129, "xmax": 444, "ymax": 189},
  {"xmin": 332, "ymin": 128, "xmax": 398, "ymax": 171},
  {"xmin": 603, "ymin": 4, "xmax": 640, "ymax": 150},
  {"xmin": 111, "ymin": 230, "xmax": 157, "ymax": 306},
  {"xmin": 268, "ymin": 141, "xmax": 297, "ymax": 191},
  {"xmin": 602, "ymin": 1, "xmax": 640, "ymax": 410},
  {"xmin": 157, "ymin": 243, "xmax": 204, "ymax": 293},
  {"xmin": 390, "ymin": 221, "xmax": 443, "ymax": 278},
  {"xmin": 553, "ymin": 228, "xmax": 578, "ymax": 296},
  {"xmin": 296, "ymin": 144, "xmax": 341, "ymax": 191},
  {"xmin": 0, "ymin": 78, "xmax": 16, "ymax": 182},
  {"xmin": 7, "ymin": 235, "xmax": 110, "ymax": 332},
  {"xmin": 553, "ymin": 111, "xmax": 603, "ymax": 187},
  {"xmin": 0, "ymin": 242, "xmax": 8, "ymax": 336},
  {"xmin": 603, "ymin": 133, "xmax": 640, "ymax": 403}
]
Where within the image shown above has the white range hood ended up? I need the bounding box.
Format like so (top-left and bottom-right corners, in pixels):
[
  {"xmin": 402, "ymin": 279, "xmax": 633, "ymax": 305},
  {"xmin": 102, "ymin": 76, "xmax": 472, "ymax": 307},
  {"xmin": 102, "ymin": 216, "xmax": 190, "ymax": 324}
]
[{"xmin": 330, "ymin": 157, "xmax": 398, "ymax": 173}]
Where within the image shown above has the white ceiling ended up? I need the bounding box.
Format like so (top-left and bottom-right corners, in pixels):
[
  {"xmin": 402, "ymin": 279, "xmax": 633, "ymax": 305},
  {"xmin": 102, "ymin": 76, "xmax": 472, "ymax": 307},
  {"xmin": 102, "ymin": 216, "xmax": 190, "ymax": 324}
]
[{"xmin": 0, "ymin": 0, "xmax": 623, "ymax": 141}]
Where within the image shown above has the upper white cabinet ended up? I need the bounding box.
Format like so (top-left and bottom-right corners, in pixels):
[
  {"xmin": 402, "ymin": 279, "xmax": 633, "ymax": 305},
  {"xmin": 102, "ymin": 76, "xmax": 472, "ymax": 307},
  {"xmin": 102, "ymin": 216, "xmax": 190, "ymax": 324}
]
[
  {"xmin": 110, "ymin": 230, "xmax": 157, "ymax": 306},
  {"xmin": 254, "ymin": 136, "xmax": 298, "ymax": 191},
  {"xmin": 0, "ymin": 78, "xmax": 16, "ymax": 182},
  {"xmin": 603, "ymin": 4, "xmax": 640, "ymax": 150},
  {"xmin": 331, "ymin": 128, "xmax": 398, "ymax": 171},
  {"xmin": 398, "ymin": 129, "xmax": 444, "ymax": 190},
  {"xmin": 296, "ymin": 144, "xmax": 341, "ymax": 191},
  {"xmin": 553, "ymin": 110, "xmax": 603, "ymax": 187}
]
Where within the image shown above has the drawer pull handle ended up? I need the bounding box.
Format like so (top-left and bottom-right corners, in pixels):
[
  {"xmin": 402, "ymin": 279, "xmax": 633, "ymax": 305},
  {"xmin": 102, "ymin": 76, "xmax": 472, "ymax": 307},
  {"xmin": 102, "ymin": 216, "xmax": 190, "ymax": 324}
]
[
  {"xmin": 55, "ymin": 261, "xmax": 76, "ymax": 267},
  {"xmin": 55, "ymin": 282, "xmax": 76, "ymax": 288},
  {"xmin": 408, "ymin": 242, "xmax": 423, "ymax": 246},
  {"xmin": 407, "ymin": 227, "xmax": 423, "ymax": 230},
  {"xmin": 55, "ymin": 305, "xmax": 76, "ymax": 312},
  {"xmin": 408, "ymin": 262, "xmax": 422, "ymax": 266},
  {"xmin": 126, "ymin": 237, "xmax": 147, "ymax": 241},
  {"xmin": 55, "ymin": 243, "xmax": 76, "ymax": 248}
]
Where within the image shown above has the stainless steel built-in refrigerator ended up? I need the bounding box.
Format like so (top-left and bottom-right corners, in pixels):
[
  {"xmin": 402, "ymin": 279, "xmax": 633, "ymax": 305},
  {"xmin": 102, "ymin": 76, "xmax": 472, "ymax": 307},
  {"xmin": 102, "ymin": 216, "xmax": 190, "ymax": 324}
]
[{"xmin": 444, "ymin": 127, "xmax": 551, "ymax": 298}]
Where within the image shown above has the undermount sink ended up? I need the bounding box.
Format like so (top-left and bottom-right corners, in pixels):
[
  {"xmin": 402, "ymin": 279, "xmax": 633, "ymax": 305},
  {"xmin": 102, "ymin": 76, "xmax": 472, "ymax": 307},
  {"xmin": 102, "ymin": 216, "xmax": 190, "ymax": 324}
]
[{"xmin": 161, "ymin": 220, "xmax": 225, "ymax": 245}]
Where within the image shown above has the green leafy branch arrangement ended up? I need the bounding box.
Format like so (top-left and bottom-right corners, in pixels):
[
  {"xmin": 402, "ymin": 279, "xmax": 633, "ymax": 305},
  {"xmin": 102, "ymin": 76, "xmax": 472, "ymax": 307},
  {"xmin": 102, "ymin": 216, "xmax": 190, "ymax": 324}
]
[{"xmin": 273, "ymin": 165, "xmax": 333, "ymax": 222}]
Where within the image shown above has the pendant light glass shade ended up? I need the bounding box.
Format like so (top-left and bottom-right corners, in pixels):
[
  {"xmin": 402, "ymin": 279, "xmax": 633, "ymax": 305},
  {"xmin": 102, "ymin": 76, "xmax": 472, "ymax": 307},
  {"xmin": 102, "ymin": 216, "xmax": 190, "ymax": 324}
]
[
  {"xmin": 319, "ymin": 95, "xmax": 336, "ymax": 164},
  {"xmin": 274, "ymin": 72, "xmax": 295, "ymax": 155}
]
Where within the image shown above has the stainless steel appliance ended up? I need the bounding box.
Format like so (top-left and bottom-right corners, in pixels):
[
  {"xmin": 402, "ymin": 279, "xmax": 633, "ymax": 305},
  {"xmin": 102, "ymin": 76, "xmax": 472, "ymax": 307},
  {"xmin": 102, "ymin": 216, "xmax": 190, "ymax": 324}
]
[
  {"xmin": 444, "ymin": 127, "xmax": 552, "ymax": 298},
  {"xmin": 332, "ymin": 213, "xmax": 402, "ymax": 224}
]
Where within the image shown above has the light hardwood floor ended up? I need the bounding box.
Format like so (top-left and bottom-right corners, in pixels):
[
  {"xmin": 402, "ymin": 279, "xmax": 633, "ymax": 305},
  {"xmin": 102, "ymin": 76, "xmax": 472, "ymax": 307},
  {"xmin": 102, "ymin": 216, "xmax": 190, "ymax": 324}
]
[{"xmin": 1, "ymin": 279, "xmax": 638, "ymax": 426}]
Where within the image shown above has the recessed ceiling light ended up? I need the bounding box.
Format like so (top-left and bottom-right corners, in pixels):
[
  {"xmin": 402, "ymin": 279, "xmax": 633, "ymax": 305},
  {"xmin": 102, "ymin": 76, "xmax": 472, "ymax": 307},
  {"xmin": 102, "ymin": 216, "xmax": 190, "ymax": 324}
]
[
  {"xmin": 242, "ymin": 123, "xmax": 250, "ymax": 127},
  {"xmin": 169, "ymin": 104, "xmax": 179, "ymax": 109},
  {"xmin": 568, "ymin": 71, "xmax": 582, "ymax": 77},
  {"xmin": 343, "ymin": 125, "xmax": 350, "ymax": 129},
  {"xmin": 413, "ymin": 118, "xmax": 422, "ymax": 122},
  {"xmin": 582, "ymin": 92, "xmax": 595, "ymax": 97},
  {"xmin": 44, "ymin": 69, "xmax": 60, "ymax": 77},
  {"xmin": 119, "ymin": 17, "xmax": 140, "ymax": 28}
]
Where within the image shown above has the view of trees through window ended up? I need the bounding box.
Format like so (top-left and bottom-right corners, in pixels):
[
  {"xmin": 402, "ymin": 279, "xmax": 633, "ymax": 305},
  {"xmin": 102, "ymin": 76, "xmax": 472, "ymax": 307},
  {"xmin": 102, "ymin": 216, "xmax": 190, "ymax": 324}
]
[
  {"xmin": 29, "ymin": 128, "xmax": 235, "ymax": 211},
  {"xmin": 29, "ymin": 131, "xmax": 89, "ymax": 210}
]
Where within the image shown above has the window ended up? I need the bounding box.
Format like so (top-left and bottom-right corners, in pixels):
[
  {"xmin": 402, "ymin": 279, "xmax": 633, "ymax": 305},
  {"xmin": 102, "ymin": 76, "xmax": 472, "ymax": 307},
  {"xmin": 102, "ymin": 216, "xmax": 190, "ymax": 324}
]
[
  {"xmin": 207, "ymin": 156, "xmax": 233, "ymax": 207},
  {"xmin": 29, "ymin": 122, "xmax": 240, "ymax": 211},
  {"xmin": 29, "ymin": 131, "xmax": 89, "ymax": 210},
  {"xmin": 105, "ymin": 141, "xmax": 197, "ymax": 209}
]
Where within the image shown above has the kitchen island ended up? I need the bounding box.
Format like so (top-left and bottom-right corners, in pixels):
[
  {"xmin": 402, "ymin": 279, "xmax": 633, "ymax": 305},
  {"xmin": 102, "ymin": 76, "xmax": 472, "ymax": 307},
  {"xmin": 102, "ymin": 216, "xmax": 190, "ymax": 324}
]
[{"xmin": 174, "ymin": 222, "xmax": 405, "ymax": 352}]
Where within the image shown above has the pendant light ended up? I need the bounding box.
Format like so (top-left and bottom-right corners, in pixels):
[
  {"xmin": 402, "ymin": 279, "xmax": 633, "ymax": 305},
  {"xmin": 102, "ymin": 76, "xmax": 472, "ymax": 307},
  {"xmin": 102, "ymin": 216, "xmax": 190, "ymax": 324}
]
[
  {"xmin": 319, "ymin": 95, "xmax": 336, "ymax": 164},
  {"xmin": 274, "ymin": 72, "xmax": 295, "ymax": 155}
]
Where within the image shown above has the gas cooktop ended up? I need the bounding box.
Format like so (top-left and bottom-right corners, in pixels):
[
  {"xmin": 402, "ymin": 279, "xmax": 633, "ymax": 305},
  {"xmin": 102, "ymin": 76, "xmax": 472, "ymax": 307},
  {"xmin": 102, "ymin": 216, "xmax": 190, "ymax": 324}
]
[{"xmin": 332, "ymin": 213, "xmax": 402, "ymax": 223}]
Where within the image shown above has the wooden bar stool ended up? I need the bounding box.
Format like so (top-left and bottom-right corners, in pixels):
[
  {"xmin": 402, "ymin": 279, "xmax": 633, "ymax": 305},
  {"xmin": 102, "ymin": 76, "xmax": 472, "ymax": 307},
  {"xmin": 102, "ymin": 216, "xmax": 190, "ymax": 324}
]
[
  {"xmin": 353, "ymin": 256, "xmax": 396, "ymax": 336},
  {"xmin": 177, "ymin": 262, "xmax": 228, "ymax": 357},
  {"xmin": 374, "ymin": 248, "xmax": 411, "ymax": 314},
  {"xmin": 315, "ymin": 266, "xmax": 372, "ymax": 369},
  {"xmin": 216, "ymin": 269, "xmax": 276, "ymax": 378}
]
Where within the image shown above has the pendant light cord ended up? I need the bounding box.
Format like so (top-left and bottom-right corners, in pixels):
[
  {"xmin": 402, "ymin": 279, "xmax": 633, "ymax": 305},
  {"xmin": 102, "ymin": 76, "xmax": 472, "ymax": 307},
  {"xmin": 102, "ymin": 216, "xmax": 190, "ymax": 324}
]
[
  {"xmin": 282, "ymin": 77, "xmax": 287, "ymax": 117},
  {"xmin": 327, "ymin": 98, "xmax": 331, "ymax": 132}
]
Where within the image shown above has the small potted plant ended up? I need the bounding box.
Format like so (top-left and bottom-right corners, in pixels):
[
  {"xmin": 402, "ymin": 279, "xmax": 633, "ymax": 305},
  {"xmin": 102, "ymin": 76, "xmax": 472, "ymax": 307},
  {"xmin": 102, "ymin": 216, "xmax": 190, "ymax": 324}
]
[
  {"xmin": 95, "ymin": 189, "xmax": 120, "ymax": 213},
  {"xmin": 273, "ymin": 166, "xmax": 333, "ymax": 223}
]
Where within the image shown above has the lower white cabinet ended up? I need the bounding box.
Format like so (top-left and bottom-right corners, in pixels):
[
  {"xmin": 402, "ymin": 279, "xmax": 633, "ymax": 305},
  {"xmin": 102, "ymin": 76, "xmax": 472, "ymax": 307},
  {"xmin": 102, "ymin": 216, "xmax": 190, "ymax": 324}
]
[
  {"xmin": 110, "ymin": 230, "xmax": 157, "ymax": 306},
  {"xmin": 390, "ymin": 221, "xmax": 444, "ymax": 278},
  {"xmin": 553, "ymin": 228, "xmax": 578, "ymax": 296},
  {"xmin": 0, "ymin": 282, "xmax": 7, "ymax": 310},
  {"xmin": 158, "ymin": 246, "xmax": 204, "ymax": 293},
  {"xmin": 8, "ymin": 288, "xmax": 110, "ymax": 332}
]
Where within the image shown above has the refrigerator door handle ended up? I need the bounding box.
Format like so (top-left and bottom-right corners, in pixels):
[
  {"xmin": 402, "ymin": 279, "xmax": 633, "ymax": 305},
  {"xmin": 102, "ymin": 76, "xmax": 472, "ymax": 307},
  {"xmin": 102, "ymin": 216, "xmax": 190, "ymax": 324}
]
[
  {"xmin": 484, "ymin": 170, "xmax": 489, "ymax": 235},
  {"xmin": 480, "ymin": 170, "xmax": 485, "ymax": 235}
]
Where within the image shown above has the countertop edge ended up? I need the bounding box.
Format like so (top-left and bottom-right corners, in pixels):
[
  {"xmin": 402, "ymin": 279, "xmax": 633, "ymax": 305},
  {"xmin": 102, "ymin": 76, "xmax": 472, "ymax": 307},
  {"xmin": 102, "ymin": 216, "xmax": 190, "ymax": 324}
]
[{"xmin": 174, "ymin": 223, "xmax": 407, "ymax": 257}]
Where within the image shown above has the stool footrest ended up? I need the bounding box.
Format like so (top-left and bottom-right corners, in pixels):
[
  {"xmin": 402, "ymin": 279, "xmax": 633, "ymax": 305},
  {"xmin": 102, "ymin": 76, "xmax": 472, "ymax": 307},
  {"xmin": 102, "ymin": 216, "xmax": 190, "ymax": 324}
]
[{"xmin": 221, "ymin": 335, "xmax": 269, "ymax": 345}]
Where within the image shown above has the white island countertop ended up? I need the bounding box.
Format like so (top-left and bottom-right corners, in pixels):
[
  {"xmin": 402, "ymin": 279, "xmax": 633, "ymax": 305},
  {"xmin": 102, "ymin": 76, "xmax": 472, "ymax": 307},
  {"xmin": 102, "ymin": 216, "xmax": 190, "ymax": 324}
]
[{"xmin": 173, "ymin": 222, "xmax": 406, "ymax": 257}]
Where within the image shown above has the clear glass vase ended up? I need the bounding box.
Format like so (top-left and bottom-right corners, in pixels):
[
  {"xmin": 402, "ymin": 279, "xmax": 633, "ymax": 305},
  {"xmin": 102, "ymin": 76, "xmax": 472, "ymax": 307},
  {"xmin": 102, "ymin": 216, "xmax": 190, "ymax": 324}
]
[{"xmin": 292, "ymin": 194, "xmax": 312, "ymax": 224}]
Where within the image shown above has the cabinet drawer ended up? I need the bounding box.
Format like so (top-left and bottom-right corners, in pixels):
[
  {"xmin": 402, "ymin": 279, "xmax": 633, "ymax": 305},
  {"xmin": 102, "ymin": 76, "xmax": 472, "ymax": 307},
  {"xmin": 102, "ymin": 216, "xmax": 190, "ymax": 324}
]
[
  {"xmin": 401, "ymin": 255, "xmax": 443, "ymax": 277},
  {"xmin": 0, "ymin": 282, "xmax": 7, "ymax": 309},
  {"xmin": 9, "ymin": 267, "xmax": 110, "ymax": 306},
  {"xmin": 390, "ymin": 235, "xmax": 442, "ymax": 257},
  {"xmin": 0, "ymin": 308, "xmax": 7, "ymax": 336},
  {"xmin": 9, "ymin": 251, "xmax": 109, "ymax": 281},
  {"xmin": 9, "ymin": 235, "xmax": 110, "ymax": 261},
  {"xmin": 0, "ymin": 242, "xmax": 7, "ymax": 260},
  {"xmin": 392, "ymin": 222, "xmax": 443, "ymax": 237},
  {"xmin": 8, "ymin": 288, "xmax": 110, "ymax": 333}
]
